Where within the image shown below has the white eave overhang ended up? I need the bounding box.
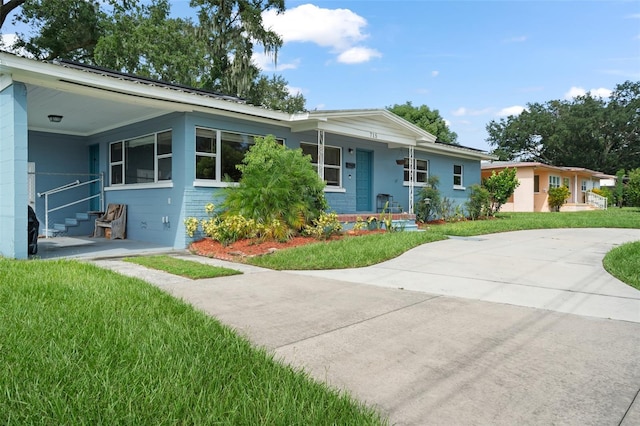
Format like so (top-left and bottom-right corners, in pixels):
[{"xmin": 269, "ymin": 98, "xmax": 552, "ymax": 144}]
[{"xmin": 0, "ymin": 53, "xmax": 292, "ymax": 126}]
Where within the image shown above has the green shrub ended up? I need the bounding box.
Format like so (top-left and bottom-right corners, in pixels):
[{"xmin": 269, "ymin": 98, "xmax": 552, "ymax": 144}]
[
  {"xmin": 223, "ymin": 135, "xmax": 328, "ymax": 233},
  {"xmin": 548, "ymin": 186, "xmax": 571, "ymax": 211},
  {"xmin": 303, "ymin": 212, "xmax": 343, "ymax": 239},
  {"xmin": 201, "ymin": 214, "xmax": 259, "ymax": 246},
  {"xmin": 415, "ymin": 175, "xmax": 441, "ymax": 222},
  {"xmin": 466, "ymin": 184, "xmax": 491, "ymax": 220}
]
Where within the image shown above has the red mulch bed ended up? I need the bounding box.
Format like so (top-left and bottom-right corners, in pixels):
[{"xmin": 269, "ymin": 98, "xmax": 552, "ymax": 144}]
[{"xmin": 189, "ymin": 230, "xmax": 385, "ymax": 261}]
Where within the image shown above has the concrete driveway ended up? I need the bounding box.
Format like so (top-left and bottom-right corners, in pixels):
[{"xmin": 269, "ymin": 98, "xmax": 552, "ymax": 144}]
[{"xmin": 94, "ymin": 228, "xmax": 640, "ymax": 425}]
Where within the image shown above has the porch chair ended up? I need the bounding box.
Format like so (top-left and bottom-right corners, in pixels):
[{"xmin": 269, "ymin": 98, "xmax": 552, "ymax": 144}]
[{"xmin": 94, "ymin": 203, "xmax": 127, "ymax": 239}]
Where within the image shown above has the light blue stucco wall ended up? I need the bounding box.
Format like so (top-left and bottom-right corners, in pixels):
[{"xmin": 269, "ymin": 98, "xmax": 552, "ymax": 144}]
[
  {"xmin": 29, "ymin": 131, "xmax": 93, "ymax": 235},
  {"xmin": 22, "ymin": 108, "xmax": 483, "ymax": 251},
  {"xmin": 0, "ymin": 83, "xmax": 29, "ymax": 259}
]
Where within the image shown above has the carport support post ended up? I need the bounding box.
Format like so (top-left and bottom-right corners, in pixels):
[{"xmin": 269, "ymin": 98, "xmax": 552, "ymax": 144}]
[
  {"xmin": 408, "ymin": 146, "xmax": 415, "ymax": 214},
  {"xmin": 317, "ymin": 130, "xmax": 325, "ymax": 181},
  {"xmin": 0, "ymin": 81, "xmax": 29, "ymax": 259}
]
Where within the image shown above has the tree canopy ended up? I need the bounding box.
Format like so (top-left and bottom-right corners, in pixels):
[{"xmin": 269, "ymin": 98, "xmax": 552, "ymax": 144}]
[
  {"xmin": 387, "ymin": 101, "xmax": 458, "ymax": 144},
  {"xmin": 2, "ymin": 0, "xmax": 305, "ymax": 112},
  {"xmin": 486, "ymin": 81, "xmax": 640, "ymax": 175}
]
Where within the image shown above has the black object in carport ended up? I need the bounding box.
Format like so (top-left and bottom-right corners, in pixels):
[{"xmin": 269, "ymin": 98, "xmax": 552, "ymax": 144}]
[{"xmin": 28, "ymin": 205, "xmax": 39, "ymax": 255}]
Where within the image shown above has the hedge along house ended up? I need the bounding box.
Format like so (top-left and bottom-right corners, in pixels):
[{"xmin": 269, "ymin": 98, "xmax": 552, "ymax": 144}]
[{"xmin": 1, "ymin": 52, "xmax": 493, "ymax": 259}]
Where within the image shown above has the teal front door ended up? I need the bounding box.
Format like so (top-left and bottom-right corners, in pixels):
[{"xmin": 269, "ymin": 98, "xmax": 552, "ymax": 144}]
[{"xmin": 356, "ymin": 150, "xmax": 372, "ymax": 211}]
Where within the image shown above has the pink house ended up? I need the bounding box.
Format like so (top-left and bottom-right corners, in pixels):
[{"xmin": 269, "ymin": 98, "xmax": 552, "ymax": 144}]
[{"xmin": 481, "ymin": 161, "xmax": 611, "ymax": 212}]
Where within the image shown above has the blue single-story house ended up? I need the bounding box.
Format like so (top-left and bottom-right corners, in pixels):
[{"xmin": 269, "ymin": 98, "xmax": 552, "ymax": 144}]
[{"xmin": 1, "ymin": 52, "xmax": 493, "ymax": 259}]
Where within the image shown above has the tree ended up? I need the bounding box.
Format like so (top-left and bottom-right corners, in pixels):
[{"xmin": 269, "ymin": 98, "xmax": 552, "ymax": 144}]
[
  {"xmin": 190, "ymin": 0, "xmax": 284, "ymax": 97},
  {"xmin": 0, "ymin": 0, "xmax": 26, "ymax": 29},
  {"xmin": 614, "ymin": 169, "xmax": 626, "ymax": 207},
  {"xmin": 626, "ymin": 168, "xmax": 640, "ymax": 207},
  {"xmin": 4, "ymin": 0, "xmax": 305, "ymax": 110},
  {"xmin": 387, "ymin": 101, "xmax": 458, "ymax": 144},
  {"xmin": 483, "ymin": 167, "xmax": 520, "ymax": 216},
  {"xmin": 486, "ymin": 81, "xmax": 640, "ymax": 175},
  {"xmin": 222, "ymin": 135, "xmax": 327, "ymax": 231},
  {"xmin": 247, "ymin": 74, "xmax": 306, "ymax": 113}
]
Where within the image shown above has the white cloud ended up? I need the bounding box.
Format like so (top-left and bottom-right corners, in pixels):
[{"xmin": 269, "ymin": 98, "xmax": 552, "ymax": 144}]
[
  {"xmin": 564, "ymin": 86, "xmax": 612, "ymax": 99},
  {"xmin": 503, "ymin": 35, "xmax": 528, "ymax": 43},
  {"xmin": 626, "ymin": 13, "xmax": 640, "ymax": 19},
  {"xmin": 286, "ymin": 85, "xmax": 304, "ymax": 96},
  {"xmin": 497, "ymin": 105, "xmax": 526, "ymax": 117},
  {"xmin": 252, "ymin": 51, "xmax": 300, "ymax": 71},
  {"xmin": 262, "ymin": 4, "xmax": 380, "ymax": 64},
  {"xmin": 0, "ymin": 33, "xmax": 30, "ymax": 56},
  {"xmin": 337, "ymin": 46, "xmax": 382, "ymax": 64},
  {"xmin": 452, "ymin": 107, "xmax": 492, "ymax": 117},
  {"xmin": 431, "ymin": 70, "xmax": 439, "ymax": 77}
]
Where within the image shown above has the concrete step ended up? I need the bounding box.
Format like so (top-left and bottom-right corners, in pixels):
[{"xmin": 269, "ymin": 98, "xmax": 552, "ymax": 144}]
[
  {"xmin": 76, "ymin": 212, "xmax": 90, "ymax": 221},
  {"xmin": 65, "ymin": 218, "xmax": 79, "ymax": 227}
]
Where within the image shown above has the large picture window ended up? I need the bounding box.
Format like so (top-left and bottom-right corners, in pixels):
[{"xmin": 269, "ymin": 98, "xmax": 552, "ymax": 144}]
[
  {"xmin": 300, "ymin": 142, "xmax": 342, "ymax": 187},
  {"xmin": 549, "ymin": 175, "xmax": 561, "ymax": 189},
  {"xmin": 403, "ymin": 158, "xmax": 428, "ymax": 184},
  {"xmin": 110, "ymin": 130, "xmax": 172, "ymax": 185},
  {"xmin": 196, "ymin": 128, "xmax": 283, "ymax": 182}
]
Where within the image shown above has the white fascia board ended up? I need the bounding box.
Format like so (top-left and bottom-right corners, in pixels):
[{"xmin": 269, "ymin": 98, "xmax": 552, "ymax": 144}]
[
  {"xmin": 1, "ymin": 53, "xmax": 292, "ymax": 123},
  {"xmin": 315, "ymin": 120, "xmax": 416, "ymax": 146},
  {"xmin": 309, "ymin": 108, "xmax": 437, "ymax": 143},
  {"xmin": 416, "ymin": 143, "xmax": 496, "ymax": 161}
]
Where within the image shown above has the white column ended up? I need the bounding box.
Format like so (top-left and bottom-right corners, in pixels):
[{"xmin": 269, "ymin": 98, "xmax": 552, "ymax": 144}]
[
  {"xmin": 408, "ymin": 146, "xmax": 415, "ymax": 214},
  {"xmin": 317, "ymin": 130, "xmax": 325, "ymax": 181}
]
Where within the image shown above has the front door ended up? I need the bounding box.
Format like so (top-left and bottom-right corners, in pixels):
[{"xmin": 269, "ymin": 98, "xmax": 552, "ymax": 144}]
[{"xmin": 356, "ymin": 150, "xmax": 372, "ymax": 211}]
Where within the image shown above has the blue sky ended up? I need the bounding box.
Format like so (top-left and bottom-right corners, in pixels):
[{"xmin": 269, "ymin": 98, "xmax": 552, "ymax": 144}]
[{"xmin": 3, "ymin": 1, "xmax": 639, "ymax": 151}]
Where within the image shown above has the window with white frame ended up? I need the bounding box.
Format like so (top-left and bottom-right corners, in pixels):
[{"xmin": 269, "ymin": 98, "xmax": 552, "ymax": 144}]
[
  {"xmin": 195, "ymin": 128, "xmax": 284, "ymax": 182},
  {"xmin": 549, "ymin": 175, "xmax": 561, "ymax": 189},
  {"xmin": 300, "ymin": 142, "xmax": 341, "ymax": 186},
  {"xmin": 110, "ymin": 130, "xmax": 172, "ymax": 185},
  {"xmin": 581, "ymin": 180, "xmax": 587, "ymax": 191},
  {"xmin": 453, "ymin": 164, "xmax": 464, "ymax": 187},
  {"xmin": 403, "ymin": 158, "xmax": 428, "ymax": 184}
]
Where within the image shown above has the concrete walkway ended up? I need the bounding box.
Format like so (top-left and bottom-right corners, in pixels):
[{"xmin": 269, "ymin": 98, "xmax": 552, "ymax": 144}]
[{"xmin": 93, "ymin": 228, "xmax": 640, "ymax": 425}]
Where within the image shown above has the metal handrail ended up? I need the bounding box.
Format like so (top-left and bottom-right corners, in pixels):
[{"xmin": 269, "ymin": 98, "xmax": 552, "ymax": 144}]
[
  {"xmin": 38, "ymin": 174, "xmax": 104, "ymax": 237},
  {"xmin": 37, "ymin": 180, "xmax": 80, "ymax": 197},
  {"xmin": 585, "ymin": 191, "xmax": 607, "ymax": 210}
]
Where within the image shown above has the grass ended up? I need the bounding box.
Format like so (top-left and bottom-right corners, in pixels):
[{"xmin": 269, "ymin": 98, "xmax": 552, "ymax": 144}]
[
  {"xmin": 249, "ymin": 230, "xmax": 448, "ymax": 270},
  {"xmin": 603, "ymin": 241, "xmax": 640, "ymax": 290},
  {"xmin": 124, "ymin": 255, "xmax": 241, "ymax": 279},
  {"xmin": 248, "ymin": 209, "xmax": 640, "ymax": 278},
  {"xmin": 0, "ymin": 258, "xmax": 386, "ymax": 425}
]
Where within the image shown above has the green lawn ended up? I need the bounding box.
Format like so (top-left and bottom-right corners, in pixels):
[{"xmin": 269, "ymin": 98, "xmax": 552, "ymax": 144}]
[
  {"xmin": 124, "ymin": 255, "xmax": 241, "ymax": 279},
  {"xmin": 603, "ymin": 241, "xmax": 640, "ymax": 290},
  {"xmin": 0, "ymin": 259, "xmax": 386, "ymax": 425},
  {"xmin": 249, "ymin": 208, "xmax": 640, "ymax": 270}
]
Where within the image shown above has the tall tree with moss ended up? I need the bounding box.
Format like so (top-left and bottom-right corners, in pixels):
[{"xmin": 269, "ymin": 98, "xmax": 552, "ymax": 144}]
[
  {"xmin": 3, "ymin": 0, "xmax": 305, "ymax": 111},
  {"xmin": 387, "ymin": 101, "xmax": 458, "ymax": 144}
]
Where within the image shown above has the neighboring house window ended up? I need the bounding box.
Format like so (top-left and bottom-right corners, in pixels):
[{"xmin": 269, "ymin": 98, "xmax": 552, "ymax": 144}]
[
  {"xmin": 534, "ymin": 175, "xmax": 540, "ymax": 193},
  {"xmin": 453, "ymin": 164, "xmax": 464, "ymax": 188},
  {"xmin": 403, "ymin": 158, "xmax": 428, "ymax": 184},
  {"xmin": 110, "ymin": 130, "xmax": 172, "ymax": 185},
  {"xmin": 195, "ymin": 128, "xmax": 284, "ymax": 182},
  {"xmin": 300, "ymin": 142, "xmax": 342, "ymax": 186},
  {"xmin": 563, "ymin": 177, "xmax": 570, "ymax": 188},
  {"xmin": 581, "ymin": 180, "xmax": 587, "ymax": 191},
  {"xmin": 549, "ymin": 175, "xmax": 561, "ymax": 189}
]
